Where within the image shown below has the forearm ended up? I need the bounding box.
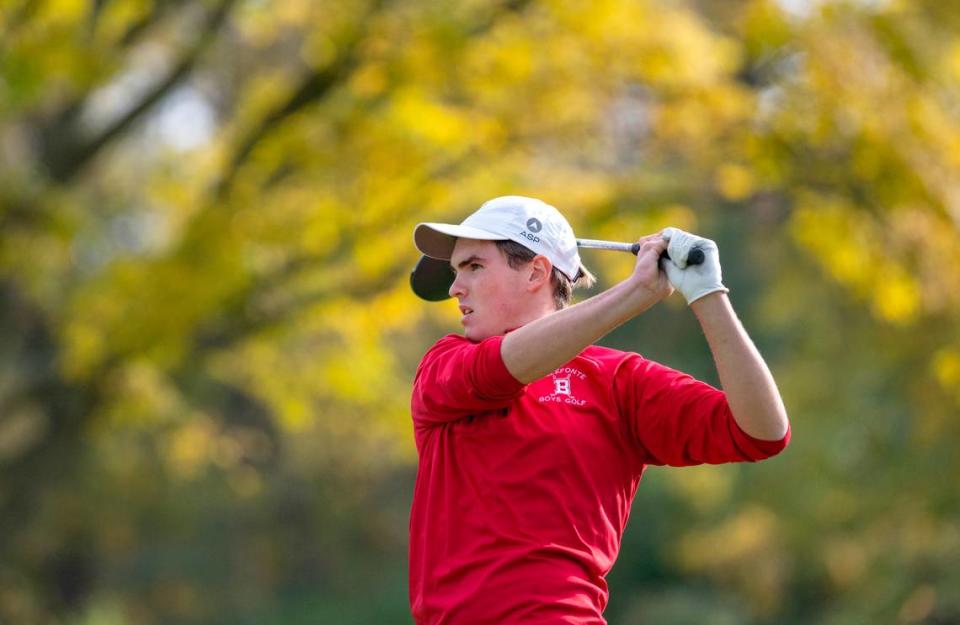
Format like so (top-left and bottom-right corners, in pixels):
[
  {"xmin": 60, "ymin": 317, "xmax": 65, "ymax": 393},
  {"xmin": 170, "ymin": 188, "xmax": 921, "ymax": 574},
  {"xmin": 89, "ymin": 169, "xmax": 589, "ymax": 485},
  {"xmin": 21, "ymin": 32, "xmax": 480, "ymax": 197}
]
[
  {"xmin": 502, "ymin": 279, "xmax": 657, "ymax": 383},
  {"xmin": 691, "ymin": 293, "xmax": 789, "ymax": 441}
]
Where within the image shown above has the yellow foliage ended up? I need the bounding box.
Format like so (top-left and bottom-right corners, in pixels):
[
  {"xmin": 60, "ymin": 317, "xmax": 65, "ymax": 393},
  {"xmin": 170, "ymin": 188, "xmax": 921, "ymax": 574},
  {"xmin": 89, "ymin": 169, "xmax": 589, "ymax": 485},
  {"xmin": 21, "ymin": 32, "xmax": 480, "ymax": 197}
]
[
  {"xmin": 302, "ymin": 32, "xmax": 338, "ymax": 69},
  {"xmin": 677, "ymin": 505, "xmax": 779, "ymax": 567},
  {"xmin": 227, "ymin": 69, "xmax": 302, "ymax": 147},
  {"xmin": 368, "ymin": 283, "xmax": 424, "ymax": 334},
  {"xmin": 235, "ymin": 0, "xmax": 351, "ymax": 47},
  {"xmin": 822, "ymin": 536, "xmax": 868, "ymax": 589},
  {"xmin": 932, "ymin": 348, "xmax": 960, "ymax": 391},
  {"xmin": 321, "ymin": 344, "xmax": 392, "ymax": 403},
  {"xmin": 663, "ymin": 464, "xmax": 733, "ymax": 514},
  {"xmin": 96, "ymin": 0, "xmax": 152, "ymax": 42},
  {"xmin": 389, "ymin": 87, "xmax": 474, "ymax": 150},
  {"xmin": 38, "ymin": 0, "xmax": 86, "ymax": 24},
  {"xmin": 645, "ymin": 12, "xmax": 741, "ymax": 88},
  {"xmin": 675, "ymin": 505, "xmax": 787, "ymax": 614},
  {"xmin": 815, "ymin": 488, "xmax": 859, "ymax": 525},
  {"xmin": 548, "ymin": 0, "xmax": 649, "ymax": 43},
  {"xmin": 166, "ymin": 416, "xmax": 218, "ymax": 480},
  {"xmin": 277, "ymin": 397, "xmax": 311, "ymax": 431},
  {"xmin": 872, "ymin": 265, "xmax": 920, "ymax": 323},
  {"xmin": 513, "ymin": 170, "xmax": 615, "ymax": 221},
  {"xmin": 790, "ymin": 197, "xmax": 922, "ymax": 324},
  {"xmin": 715, "ymin": 163, "xmax": 755, "ymax": 200},
  {"xmin": 349, "ymin": 62, "xmax": 388, "ymax": 98},
  {"xmin": 478, "ymin": 25, "xmax": 537, "ymax": 85},
  {"xmin": 265, "ymin": 0, "xmax": 312, "ymax": 26},
  {"xmin": 899, "ymin": 585, "xmax": 938, "ymax": 625},
  {"xmin": 227, "ymin": 465, "xmax": 264, "ymax": 498},
  {"xmin": 946, "ymin": 41, "xmax": 960, "ymax": 83},
  {"xmin": 61, "ymin": 320, "xmax": 106, "ymax": 381},
  {"xmin": 655, "ymin": 86, "xmax": 753, "ymax": 152},
  {"xmin": 100, "ymin": 361, "xmax": 183, "ymax": 428}
]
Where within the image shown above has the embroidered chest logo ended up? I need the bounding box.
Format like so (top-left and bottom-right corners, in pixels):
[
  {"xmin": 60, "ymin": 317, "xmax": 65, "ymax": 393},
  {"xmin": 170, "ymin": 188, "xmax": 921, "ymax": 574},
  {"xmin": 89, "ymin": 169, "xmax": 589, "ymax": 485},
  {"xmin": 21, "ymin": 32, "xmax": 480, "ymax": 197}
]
[{"xmin": 538, "ymin": 367, "xmax": 588, "ymax": 407}]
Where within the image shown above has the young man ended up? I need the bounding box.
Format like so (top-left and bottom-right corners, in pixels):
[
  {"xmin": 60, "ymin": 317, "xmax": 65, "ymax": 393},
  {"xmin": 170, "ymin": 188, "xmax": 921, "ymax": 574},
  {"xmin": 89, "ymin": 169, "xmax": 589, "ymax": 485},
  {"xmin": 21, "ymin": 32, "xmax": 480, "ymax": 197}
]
[{"xmin": 408, "ymin": 196, "xmax": 790, "ymax": 625}]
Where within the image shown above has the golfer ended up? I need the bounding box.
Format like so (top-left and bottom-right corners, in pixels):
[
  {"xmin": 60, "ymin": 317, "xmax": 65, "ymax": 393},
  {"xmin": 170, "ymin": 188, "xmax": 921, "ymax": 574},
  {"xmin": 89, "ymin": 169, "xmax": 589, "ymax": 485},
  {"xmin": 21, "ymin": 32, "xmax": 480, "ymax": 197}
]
[{"xmin": 408, "ymin": 196, "xmax": 790, "ymax": 624}]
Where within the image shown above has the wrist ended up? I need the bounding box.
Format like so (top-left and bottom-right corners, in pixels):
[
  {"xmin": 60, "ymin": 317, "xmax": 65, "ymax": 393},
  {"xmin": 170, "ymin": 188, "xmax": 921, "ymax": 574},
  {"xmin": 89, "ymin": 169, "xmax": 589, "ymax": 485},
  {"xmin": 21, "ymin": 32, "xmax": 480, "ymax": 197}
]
[
  {"xmin": 685, "ymin": 284, "xmax": 729, "ymax": 306},
  {"xmin": 690, "ymin": 290, "xmax": 731, "ymax": 318},
  {"xmin": 620, "ymin": 275, "xmax": 667, "ymax": 314}
]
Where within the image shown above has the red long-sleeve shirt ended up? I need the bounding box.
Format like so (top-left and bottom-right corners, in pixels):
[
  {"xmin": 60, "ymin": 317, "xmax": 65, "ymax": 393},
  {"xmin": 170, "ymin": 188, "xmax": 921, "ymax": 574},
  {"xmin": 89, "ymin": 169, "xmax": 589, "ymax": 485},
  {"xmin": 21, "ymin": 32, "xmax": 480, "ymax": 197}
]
[{"xmin": 409, "ymin": 334, "xmax": 789, "ymax": 625}]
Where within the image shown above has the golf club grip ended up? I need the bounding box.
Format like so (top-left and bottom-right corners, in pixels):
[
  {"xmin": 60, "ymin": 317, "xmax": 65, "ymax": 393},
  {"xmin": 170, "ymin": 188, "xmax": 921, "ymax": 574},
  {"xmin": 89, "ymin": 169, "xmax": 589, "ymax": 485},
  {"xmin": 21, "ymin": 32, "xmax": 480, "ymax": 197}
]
[
  {"xmin": 575, "ymin": 239, "xmax": 705, "ymax": 265},
  {"xmin": 634, "ymin": 244, "xmax": 705, "ymax": 266}
]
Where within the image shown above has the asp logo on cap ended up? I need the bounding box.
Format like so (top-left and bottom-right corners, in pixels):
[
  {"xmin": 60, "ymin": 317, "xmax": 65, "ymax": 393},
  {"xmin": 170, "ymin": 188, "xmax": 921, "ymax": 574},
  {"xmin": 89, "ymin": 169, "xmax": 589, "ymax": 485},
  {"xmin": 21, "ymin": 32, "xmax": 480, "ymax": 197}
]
[{"xmin": 519, "ymin": 217, "xmax": 542, "ymax": 244}]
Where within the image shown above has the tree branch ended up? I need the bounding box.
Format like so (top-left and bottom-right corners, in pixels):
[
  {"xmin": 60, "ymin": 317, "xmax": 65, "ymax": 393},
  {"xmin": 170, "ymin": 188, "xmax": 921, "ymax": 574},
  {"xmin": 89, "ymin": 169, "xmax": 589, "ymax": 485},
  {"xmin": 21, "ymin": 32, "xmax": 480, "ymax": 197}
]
[
  {"xmin": 211, "ymin": 0, "xmax": 387, "ymax": 200},
  {"xmin": 211, "ymin": 0, "xmax": 533, "ymax": 200},
  {"xmin": 0, "ymin": 0, "xmax": 41, "ymax": 53},
  {"xmin": 39, "ymin": 0, "xmax": 238, "ymax": 183}
]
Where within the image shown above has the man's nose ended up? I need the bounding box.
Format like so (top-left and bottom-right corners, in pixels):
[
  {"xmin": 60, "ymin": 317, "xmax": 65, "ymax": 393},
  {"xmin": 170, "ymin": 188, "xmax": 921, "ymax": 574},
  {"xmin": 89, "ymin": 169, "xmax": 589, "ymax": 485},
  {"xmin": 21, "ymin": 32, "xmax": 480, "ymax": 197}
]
[{"xmin": 448, "ymin": 272, "xmax": 465, "ymax": 298}]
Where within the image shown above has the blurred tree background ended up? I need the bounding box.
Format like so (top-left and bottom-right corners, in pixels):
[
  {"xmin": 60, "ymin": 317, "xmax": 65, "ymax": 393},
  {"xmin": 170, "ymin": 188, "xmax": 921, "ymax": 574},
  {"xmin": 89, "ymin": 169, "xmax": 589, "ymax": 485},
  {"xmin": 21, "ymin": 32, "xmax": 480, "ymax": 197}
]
[{"xmin": 1, "ymin": 0, "xmax": 958, "ymax": 623}]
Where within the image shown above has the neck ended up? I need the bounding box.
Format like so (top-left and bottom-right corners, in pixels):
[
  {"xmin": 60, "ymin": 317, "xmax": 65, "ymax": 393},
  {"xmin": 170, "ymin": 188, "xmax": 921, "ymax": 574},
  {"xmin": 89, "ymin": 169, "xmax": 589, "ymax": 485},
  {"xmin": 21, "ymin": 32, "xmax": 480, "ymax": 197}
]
[{"xmin": 505, "ymin": 298, "xmax": 557, "ymax": 333}]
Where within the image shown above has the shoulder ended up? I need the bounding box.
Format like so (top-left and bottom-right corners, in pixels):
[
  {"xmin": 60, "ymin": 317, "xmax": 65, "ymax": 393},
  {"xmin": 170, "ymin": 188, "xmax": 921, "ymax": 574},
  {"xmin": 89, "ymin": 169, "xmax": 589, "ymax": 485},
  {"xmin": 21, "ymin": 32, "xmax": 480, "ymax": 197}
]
[
  {"xmin": 579, "ymin": 344, "xmax": 642, "ymax": 367},
  {"xmin": 417, "ymin": 333, "xmax": 503, "ymax": 369},
  {"xmin": 417, "ymin": 334, "xmax": 468, "ymax": 366},
  {"xmin": 424, "ymin": 332, "xmax": 491, "ymax": 354},
  {"xmin": 576, "ymin": 344, "xmax": 645, "ymax": 376},
  {"xmin": 578, "ymin": 345, "xmax": 677, "ymax": 382},
  {"xmin": 424, "ymin": 333, "xmax": 471, "ymax": 353}
]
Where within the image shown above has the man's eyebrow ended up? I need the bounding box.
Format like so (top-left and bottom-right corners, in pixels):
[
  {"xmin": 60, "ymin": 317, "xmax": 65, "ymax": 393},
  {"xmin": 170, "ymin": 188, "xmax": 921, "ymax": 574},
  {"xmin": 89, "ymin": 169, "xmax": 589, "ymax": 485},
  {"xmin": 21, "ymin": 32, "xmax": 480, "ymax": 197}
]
[{"xmin": 450, "ymin": 255, "xmax": 484, "ymax": 271}]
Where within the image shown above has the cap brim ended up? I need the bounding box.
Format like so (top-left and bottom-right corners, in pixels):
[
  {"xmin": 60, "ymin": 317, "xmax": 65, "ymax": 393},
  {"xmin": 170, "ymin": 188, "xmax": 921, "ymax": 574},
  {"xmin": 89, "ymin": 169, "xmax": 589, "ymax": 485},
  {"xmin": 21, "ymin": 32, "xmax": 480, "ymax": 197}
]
[
  {"xmin": 410, "ymin": 255, "xmax": 454, "ymax": 301},
  {"xmin": 414, "ymin": 222, "xmax": 505, "ymax": 260}
]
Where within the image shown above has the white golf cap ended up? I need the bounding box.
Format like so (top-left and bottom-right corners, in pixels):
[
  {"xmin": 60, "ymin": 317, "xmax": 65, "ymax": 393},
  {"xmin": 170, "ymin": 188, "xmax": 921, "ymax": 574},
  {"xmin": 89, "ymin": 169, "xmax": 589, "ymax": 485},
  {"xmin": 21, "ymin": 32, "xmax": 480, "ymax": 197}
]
[{"xmin": 411, "ymin": 196, "xmax": 583, "ymax": 301}]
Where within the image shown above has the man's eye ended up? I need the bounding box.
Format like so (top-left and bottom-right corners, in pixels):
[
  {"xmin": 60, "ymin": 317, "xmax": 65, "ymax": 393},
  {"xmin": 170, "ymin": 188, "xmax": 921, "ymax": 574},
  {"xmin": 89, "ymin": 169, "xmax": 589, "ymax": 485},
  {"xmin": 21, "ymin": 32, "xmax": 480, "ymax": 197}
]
[{"xmin": 470, "ymin": 263, "xmax": 481, "ymax": 271}]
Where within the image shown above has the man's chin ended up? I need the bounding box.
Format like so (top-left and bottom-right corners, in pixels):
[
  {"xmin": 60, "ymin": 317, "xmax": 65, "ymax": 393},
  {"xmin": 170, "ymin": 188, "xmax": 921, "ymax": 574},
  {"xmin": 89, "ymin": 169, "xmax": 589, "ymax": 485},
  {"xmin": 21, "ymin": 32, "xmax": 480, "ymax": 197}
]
[{"xmin": 463, "ymin": 327, "xmax": 494, "ymax": 342}]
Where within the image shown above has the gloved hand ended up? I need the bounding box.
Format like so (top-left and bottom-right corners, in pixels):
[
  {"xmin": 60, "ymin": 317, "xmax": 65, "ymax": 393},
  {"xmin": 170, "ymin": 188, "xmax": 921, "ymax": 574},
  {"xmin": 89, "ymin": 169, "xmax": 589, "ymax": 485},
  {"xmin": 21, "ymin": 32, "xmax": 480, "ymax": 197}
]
[{"xmin": 661, "ymin": 227, "xmax": 729, "ymax": 305}]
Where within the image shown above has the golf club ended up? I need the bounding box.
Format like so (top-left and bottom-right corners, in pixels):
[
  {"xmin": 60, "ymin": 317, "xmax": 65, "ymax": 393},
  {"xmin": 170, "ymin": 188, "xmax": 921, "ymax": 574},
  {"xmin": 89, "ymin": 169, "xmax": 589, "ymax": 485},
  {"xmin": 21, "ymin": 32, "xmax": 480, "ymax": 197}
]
[
  {"xmin": 576, "ymin": 238, "xmax": 706, "ymax": 266},
  {"xmin": 411, "ymin": 238, "xmax": 705, "ymax": 301}
]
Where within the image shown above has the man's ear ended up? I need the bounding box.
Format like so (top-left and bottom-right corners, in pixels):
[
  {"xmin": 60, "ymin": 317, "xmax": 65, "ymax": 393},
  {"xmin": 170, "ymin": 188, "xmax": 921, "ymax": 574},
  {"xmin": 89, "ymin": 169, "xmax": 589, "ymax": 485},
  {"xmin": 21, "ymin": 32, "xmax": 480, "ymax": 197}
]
[{"xmin": 527, "ymin": 255, "xmax": 553, "ymax": 292}]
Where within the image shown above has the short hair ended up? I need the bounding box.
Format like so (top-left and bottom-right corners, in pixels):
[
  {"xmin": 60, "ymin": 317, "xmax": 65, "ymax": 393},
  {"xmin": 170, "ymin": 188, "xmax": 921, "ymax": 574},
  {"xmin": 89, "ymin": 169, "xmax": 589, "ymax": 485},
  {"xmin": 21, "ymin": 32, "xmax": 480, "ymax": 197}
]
[{"xmin": 494, "ymin": 240, "xmax": 597, "ymax": 310}]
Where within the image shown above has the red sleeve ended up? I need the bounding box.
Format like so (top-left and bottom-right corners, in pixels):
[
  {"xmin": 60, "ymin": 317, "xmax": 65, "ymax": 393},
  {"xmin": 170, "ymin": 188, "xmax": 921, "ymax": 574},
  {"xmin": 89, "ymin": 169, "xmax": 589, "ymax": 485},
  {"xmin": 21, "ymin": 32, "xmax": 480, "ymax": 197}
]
[
  {"xmin": 614, "ymin": 354, "xmax": 790, "ymax": 466},
  {"xmin": 411, "ymin": 334, "xmax": 526, "ymax": 429}
]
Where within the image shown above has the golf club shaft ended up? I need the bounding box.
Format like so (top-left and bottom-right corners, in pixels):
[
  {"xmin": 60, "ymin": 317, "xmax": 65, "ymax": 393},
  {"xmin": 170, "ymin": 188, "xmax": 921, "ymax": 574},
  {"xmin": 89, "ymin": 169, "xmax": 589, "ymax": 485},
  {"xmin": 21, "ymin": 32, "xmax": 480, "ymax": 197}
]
[
  {"xmin": 576, "ymin": 239, "xmax": 639, "ymax": 254},
  {"xmin": 576, "ymin": 238, "xmax": 705, "ymax": 265}
]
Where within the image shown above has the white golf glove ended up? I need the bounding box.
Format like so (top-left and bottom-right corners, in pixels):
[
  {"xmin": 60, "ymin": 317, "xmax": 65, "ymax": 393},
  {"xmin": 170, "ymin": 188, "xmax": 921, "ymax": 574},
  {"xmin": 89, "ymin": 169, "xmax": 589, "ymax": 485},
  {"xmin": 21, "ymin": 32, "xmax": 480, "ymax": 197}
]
[{"xmin": 661, "ymin": 227, "xmax": 729, "ymax": 305}]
